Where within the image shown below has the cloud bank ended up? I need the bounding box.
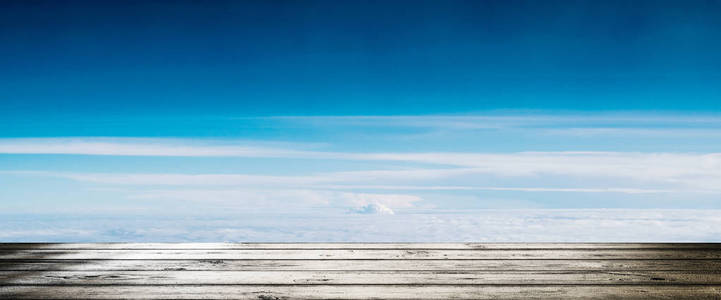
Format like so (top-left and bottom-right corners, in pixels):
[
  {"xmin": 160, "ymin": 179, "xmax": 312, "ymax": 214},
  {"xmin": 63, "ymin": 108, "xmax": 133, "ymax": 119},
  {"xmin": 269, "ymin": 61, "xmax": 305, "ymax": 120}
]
[
  {"xmin": 2, "ymin": 114, "xmax": 721, "ymax": 241},
  {"xmin": 2, "ymin": 209, "xmax": 720, "ymax": 242}
]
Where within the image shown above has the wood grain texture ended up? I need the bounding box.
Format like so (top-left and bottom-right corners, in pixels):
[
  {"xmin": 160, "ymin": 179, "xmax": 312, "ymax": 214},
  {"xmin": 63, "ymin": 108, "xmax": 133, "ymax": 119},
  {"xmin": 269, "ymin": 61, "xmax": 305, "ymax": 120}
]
[
  {"xmin": 1, "ymin": 243, "xmax": 720, "ymax": 299},
  {"xmin": 2, "ymin": 285, "xmax": 721, "ymax": 299},
  {"xmin": 3, "ymin": 259, "xmax": 721, "ymax": 271},
  {"xmin": 3, "ymin": 249, "xmax": 721, "ymax": 259},
  {"xmin": 2, "ymin": 243, "xmax": 720, "ymax": 250},
  {"xmin": 2, "ymin": 270, "xmax": 721, "ymax": 285}
]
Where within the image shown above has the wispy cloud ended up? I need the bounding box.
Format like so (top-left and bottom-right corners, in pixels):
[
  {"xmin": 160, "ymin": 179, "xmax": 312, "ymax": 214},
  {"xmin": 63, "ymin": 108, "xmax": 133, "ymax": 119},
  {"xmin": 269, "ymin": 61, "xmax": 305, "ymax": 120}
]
[
  {"xmin": 542, "ymin": 128, "xmax": 721, "ymax": 137},
  {"xmin": 3, "ymin": 138, "xmax": 721, "ymax": 184},
  {"xmin": 13, "ymin": 171, "xmax": 328, "ymax": 186},
  {"xmin": 4, "ymin": 112, "xmax": 721, "ymax": 156},
  {"xmin": 4, "ymin": 143, "xmax": 721, "ymax": 194},
  {"xmin": 357, "ymin": 152, "xmax": 721, "ymax": 183},
  {"xmin": 3, "ymin": 114, "xmax": 721, "ymax": 217},
  {"xmin": 268, "ymin": 113, "xmax": 721, "ymax": 129},
  {"xmin": 265, "ymin": 114, "xmax": 721, "ymax": 143},
  {"xmin": 315, "ymin": 185, "xmax": 678, "ymax": 193},
  {"xmin": 0, "ymin": 138, "xmax": 311, "ymax": 157},
  {"xmin": 127, "ymin": 189, "xmax": 421, "ymax": 211},
  {"xmin": 4, "ymin": 168, "xmax": 713, "ymax": 194}
]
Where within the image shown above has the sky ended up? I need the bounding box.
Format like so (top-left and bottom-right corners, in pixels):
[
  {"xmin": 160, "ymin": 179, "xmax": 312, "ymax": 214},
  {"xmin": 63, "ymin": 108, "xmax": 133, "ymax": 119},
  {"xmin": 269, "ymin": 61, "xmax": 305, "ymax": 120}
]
[{"xmin": 1, "ymin": 0, "xmax": 721, "ymax": 242}]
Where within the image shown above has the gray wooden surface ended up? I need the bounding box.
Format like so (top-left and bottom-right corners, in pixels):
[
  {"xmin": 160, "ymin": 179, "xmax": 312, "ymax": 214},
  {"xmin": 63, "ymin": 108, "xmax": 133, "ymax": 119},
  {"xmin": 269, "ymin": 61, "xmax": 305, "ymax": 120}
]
[{"xmin": 1, "ymin": 243, "xmax": 720, "ymax": 299}]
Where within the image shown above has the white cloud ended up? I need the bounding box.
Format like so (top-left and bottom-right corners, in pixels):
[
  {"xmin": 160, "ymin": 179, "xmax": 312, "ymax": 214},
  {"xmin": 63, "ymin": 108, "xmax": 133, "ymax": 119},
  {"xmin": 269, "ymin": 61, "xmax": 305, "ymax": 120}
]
[
  {"xmin": 5, "ymin": 170, "xmax": 701, "ymax": 195},
  {"xmin": 53, "ymin": 172, "xmax": 327, "ymax": 186},
  {"xmin": 269, "ymin": 114, "xmax": 721, "ymax": 131},
  {"xmin": 3, "ymin": 136, "xmax": 721, "ymax": 193},
  {"xmin": 317, "ymin": 185, "xmax": 677, "ymax": 193},
  {"xmin": 2, "ymin": 209, "xmax": 720, "ymax": 242},
  {"xmin": 126, "ymin": 188, "xmax": 421, "ymax": 211},
  {"xmin": 2, "ymin": 138, "xmax": 721, "ymax": 185},
  {"xmin": 4, "ymin": 115, "xmax": 721, "ymax": 241},
  {"xmin": 128, "ymin": 189, "xmax": 332, "ymax": 207},
  {"xmin": 335, "ymin": 192, "xmax": 421, "ymax": 208},
  {"xmin": 0, "ymin": 138, "xmax": 311, "ymax": 157},
  {"xmin": 354, "ymin": 152, "xmax": 721, "ymax": 190},
  {"xmin": 349, "ymin": 203, "xmax": 395, "ymax": 215},
  {"xmin": 542, "ymin": 128, "xmax": 721, "ymax": 137}
]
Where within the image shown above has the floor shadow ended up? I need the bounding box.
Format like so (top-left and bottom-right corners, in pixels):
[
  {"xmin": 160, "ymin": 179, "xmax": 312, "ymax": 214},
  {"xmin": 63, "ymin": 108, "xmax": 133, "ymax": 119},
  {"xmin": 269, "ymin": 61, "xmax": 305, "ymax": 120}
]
[{"xmin": 0, "ymin": 243, "xmax": 86, "ymax": 298}]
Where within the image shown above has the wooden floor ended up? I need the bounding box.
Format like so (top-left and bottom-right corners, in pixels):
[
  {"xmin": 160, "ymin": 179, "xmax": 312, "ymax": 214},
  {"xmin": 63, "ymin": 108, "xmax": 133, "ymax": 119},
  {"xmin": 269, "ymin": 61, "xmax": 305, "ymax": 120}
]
[{"xmin": 1, "ymin": 243, "xmax": 721, "ymax": 299}]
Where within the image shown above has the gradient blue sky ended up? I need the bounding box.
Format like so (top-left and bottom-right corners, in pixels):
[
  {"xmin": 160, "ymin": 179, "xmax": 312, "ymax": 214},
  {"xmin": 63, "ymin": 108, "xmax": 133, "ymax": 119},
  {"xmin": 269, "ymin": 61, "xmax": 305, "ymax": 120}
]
[
  {"xmin": 2, "ymin": 0, "xmax": 721, "ymax": 120},
  {"xmin": 1, "ymin": 0, "xmax": 721, "ymax": 241}
]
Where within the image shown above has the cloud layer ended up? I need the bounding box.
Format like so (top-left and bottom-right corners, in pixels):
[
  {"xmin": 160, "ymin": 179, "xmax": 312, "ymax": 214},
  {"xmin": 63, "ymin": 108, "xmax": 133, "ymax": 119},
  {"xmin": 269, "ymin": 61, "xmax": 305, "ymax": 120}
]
[
  {"xmin": 2, "ymin": 114, "xmax": 721, "ymax": 241},
  {"xmin": 2, "ymin": 210, "xmax": 720, "ymax": 242},
  {"xmin": 4, "ymin": 140, "xmax": 721, "ymax": 193}
]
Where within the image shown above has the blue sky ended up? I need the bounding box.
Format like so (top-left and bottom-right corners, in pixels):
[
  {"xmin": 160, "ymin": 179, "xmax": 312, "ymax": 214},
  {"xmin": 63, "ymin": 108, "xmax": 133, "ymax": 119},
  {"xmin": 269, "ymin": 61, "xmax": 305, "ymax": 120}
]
[
  {"xmin": 2, "ymin": 0, "xmax": 721, "ymax": 119},
  {"xmin": 1, "ymin": 0, "xmax": 721, "ymax": 241}
]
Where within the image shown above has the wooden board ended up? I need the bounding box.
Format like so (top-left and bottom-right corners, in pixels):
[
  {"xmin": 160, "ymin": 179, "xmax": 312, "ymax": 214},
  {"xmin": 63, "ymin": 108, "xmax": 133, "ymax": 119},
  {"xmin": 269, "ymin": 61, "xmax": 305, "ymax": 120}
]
[
  {"xmin": 2, "ymin": 270, "xmax": 721, "ymax": 285},
  {"xmin": 3, "ymin": 259, "xmax": 721, "ymax": 271},
  {"xmin": 3, "ymin": 249, "xmax": 721, "ymax": 259},
  {"xmin": 1, "ymin": 243, "xmax": 720, "ymax": 299},
  {"xmin": 2, "ymin": 243, "xmax": 720, "ymax": 250},
  {"xmin": 3, "ymin": 285, "xmax": 721, "ymax": 299}
]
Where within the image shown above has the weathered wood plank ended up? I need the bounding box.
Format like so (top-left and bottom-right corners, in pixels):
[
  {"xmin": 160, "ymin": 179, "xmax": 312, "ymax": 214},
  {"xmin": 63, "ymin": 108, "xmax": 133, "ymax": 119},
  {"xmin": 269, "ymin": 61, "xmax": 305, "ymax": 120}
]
[
  {"xmin": 2, "ymin": 244, "xmax": 719, "ymax": 299},
  {"xmin": 3, "ymin": 259, "xmax": 720, "ymax": 271},
  {"xmin": 2, "ymin": 243, "xmax": 721, "ymax": 250},
  {"xmin": 2, "ymin": 270, "xmax": 720, "ymax": 285},
  {"xmin": 2, "ymin": 285, "xmax": 720, "ymax": 299},
  {"xmin": 2, "ymin": 249, "xmax": 721, "ymax": 260}
]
